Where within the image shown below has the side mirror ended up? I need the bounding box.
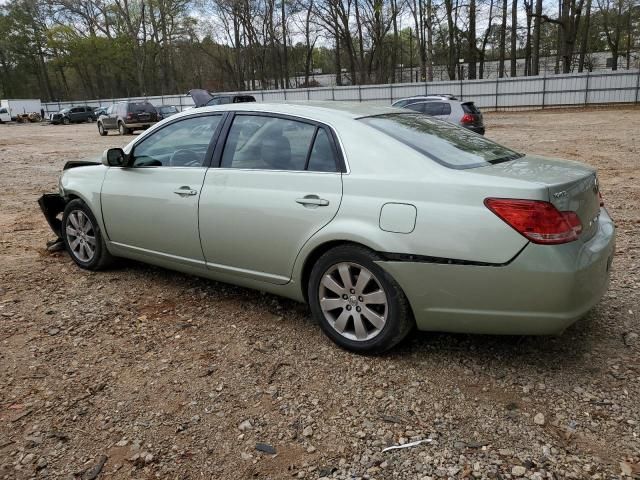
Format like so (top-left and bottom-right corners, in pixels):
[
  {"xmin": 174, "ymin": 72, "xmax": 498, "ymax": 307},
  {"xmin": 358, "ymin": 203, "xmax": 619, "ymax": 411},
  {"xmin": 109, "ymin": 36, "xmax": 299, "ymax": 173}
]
[{"xmin": 102, "ymin": 148, "xmax": 128, "ymax": 167}]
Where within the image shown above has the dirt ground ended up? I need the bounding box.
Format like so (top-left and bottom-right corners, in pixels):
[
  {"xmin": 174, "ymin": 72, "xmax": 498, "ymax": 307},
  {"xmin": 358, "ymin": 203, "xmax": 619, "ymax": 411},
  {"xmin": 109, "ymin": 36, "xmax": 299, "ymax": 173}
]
[{"xmin": 1, "ymin": 107, "xmax": 639, "ymax": 480}]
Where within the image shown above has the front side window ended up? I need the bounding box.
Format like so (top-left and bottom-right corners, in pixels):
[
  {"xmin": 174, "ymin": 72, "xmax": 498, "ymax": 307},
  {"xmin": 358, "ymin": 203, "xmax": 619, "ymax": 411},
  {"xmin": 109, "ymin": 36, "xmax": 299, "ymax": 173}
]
[
  {"xmin": 360, "ymin": 114, "xmax": 522, "ymax": 169},
  {"xmin": 221, "ymin": 115, "xmax": 337, "ymax": 172},
  {"xmin": 131, "ymin": 115, "xmax": 223, "ymax": 167}
]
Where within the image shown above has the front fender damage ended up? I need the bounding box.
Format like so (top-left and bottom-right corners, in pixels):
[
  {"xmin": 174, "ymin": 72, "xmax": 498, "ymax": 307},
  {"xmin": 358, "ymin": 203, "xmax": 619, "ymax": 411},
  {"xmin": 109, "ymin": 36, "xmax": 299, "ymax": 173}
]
[{"xmin": 38, "ymin": 193, "xmax": 66, "ymax": 251}]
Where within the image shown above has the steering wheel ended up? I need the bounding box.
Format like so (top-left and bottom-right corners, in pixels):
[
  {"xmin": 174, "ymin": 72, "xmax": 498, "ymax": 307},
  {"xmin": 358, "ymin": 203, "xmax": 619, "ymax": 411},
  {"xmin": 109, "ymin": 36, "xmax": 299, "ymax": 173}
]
[{"xmin": 169, "ymin": 149, "xmax": 200, "ymax": 167}]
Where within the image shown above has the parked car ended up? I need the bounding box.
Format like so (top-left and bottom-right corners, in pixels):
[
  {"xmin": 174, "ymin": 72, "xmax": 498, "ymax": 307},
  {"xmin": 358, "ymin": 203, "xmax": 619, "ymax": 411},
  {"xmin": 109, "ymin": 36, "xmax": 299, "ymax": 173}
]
[
  {"xmin": 157, "ymin": 105, "xmax": 180, "ymax": 120},
  {"xmin": 392, "ymin": 94, "xmax": 458, "ymax": 108},
  {"xmin": 50, "ymin": 106, "xmax": 97, "ymax": 125},
  {"xmin": 97, "ymin": 101, "xmax": 159, "ymax": 135},
  {"xmin": 38, "ymin": 103, "xmax": 614, "ymax": 353},
  {"xmin": 0, "ymin": 107, "xmax": 10, "ymax": 123},
  {"xmin": 402, "ymin": 99, "xmax": 486, "ymax": 135},
  {"xmin": 189, "ymin": 89, "xmax": 256, "ymax": 107},
  {"xmin": 93, "ymin": 107, "xmax": 108, "ymax": 117}
]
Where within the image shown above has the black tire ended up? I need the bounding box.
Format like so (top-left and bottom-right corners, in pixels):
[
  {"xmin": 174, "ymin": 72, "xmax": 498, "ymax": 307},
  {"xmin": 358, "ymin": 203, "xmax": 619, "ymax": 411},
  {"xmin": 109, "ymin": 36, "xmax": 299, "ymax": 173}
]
[
  {"xmin": 98, "ymin": 122, "xmax": 107, "ymax": 136},
  {"xmin": 61, "ymin": 199, "xmax": 114, "ymax": 270},
  {"xmin": 118, "ymin": 122, "xmax": 129, "ymax": 135},
  {"xmin": 308, "ymin": 244, "xmax": 413, "ymax": 354},
  {"xmin": 62, "ymin": 117, "xmax": 70, "ymax": 125}
]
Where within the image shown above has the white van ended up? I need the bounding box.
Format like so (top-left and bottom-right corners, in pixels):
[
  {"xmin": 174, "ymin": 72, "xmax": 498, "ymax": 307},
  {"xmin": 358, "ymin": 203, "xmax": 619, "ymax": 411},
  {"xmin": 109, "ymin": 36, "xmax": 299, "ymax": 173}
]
[{"xmin": 0, "ymin": 107, "xmax": 11, "ymax": 123}]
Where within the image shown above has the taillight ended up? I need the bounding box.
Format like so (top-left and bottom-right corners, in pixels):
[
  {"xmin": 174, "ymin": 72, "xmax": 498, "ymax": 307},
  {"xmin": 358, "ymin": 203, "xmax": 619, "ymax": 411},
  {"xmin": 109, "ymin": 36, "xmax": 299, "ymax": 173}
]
[
  {"xmin": 484, "ymin": 198, "xmax": 582, "ymax": 245},
  {"xmin": 127, "ymin": 113, "xmax": 133, "ymax": 120},
  {"xmin": 461, "ymin": 113, "xmax": 475, "ymax": 124}
]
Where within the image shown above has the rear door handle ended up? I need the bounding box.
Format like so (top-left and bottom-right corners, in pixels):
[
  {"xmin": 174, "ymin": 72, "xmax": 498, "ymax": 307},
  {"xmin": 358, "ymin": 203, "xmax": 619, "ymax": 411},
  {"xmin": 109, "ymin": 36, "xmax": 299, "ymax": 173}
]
[
  {"xmin": 174, "ymin": 186, "xmax": 198, "ymax": 197},
  {"xmin": 296, "ymin": 195, "xmax": 329, "ymax": 207}
]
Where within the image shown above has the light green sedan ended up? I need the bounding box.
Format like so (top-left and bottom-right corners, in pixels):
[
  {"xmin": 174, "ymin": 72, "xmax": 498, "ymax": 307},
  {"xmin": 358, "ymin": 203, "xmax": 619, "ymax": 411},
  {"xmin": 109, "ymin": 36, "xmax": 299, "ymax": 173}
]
[{"xmin": 39, "ymin": 102, "xmax": 615, "ymax": 353}]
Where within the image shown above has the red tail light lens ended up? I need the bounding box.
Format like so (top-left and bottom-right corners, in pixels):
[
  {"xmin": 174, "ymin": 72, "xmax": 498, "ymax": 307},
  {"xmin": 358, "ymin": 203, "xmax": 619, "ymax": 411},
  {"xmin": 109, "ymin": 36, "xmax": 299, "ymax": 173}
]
[
  {"xmin": 484, "ymin": 198, "xmax": 582, "ymax": 244},
  {"xmin": 461, "ymin": 113, "xmax": 474, "ymax": 124}
]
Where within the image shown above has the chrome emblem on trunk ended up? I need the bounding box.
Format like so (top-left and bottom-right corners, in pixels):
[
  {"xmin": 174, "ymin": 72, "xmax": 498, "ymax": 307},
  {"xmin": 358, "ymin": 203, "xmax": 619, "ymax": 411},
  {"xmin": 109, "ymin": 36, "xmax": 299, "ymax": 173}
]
[{"xmin": 553, "ymin": 190, "xmax": 568, "ymax": 199}]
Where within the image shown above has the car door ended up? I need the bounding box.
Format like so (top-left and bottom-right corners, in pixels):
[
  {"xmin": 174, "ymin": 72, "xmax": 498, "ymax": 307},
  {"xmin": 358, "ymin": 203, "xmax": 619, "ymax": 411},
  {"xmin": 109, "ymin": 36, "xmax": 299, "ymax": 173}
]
[
  {"xmin": 100, "ymin": 113, "xmax": 225, "ymax": 266},
  {"xmin": 102, "ymin": 105, "xmax": 116, "ymax": 129},
  {"xmin": 199, "ymin": 113, "xmax": 343, "ymax": 284}
]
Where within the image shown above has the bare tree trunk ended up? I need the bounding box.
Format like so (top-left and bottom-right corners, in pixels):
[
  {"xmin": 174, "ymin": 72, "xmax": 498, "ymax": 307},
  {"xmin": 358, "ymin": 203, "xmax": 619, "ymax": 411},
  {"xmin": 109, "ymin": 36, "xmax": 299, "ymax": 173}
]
[
  {"xmin": 532, "ymin": 0, "xmax": 542, "ymax": 74},
  {"xmin": 499, "ymin": 0, "xmax": 507, "ymax": 77},
  {"xmin": 510, "ymin": 0, "xmax": 518, "ymax": 76},
  {"xmin": 282, "ymin": 0, "xmax": 289, "ymax": 88},
  {"xmin": 426, "ymin": 0, "xmax": 434, "ymax": 81},
  {"xmin": 578, "ymin": 0, "xmax": 592, "ymax": 71},
  {"xmin": 468, "ymin": 0, "xmax": 477, "ymax": 79}
]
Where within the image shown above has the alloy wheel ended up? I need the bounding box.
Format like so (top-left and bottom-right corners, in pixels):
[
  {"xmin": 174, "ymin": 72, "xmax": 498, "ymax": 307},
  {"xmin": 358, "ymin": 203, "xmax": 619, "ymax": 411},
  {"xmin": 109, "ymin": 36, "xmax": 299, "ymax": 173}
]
[
  {"xmin": 318, "ymin": 262, "xmax": 388, "ymax": 341},
  {"xmin": 65, "ymin": 210, "xmax": 96, "ymax": 262}
]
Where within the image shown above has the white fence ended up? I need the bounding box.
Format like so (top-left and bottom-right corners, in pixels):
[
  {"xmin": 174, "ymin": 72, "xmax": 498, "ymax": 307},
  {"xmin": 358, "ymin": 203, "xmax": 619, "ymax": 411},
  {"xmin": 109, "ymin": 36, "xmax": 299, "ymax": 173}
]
[{"xmin": 42, "ymin": 70, "xmax": 640, "ymax": 116}]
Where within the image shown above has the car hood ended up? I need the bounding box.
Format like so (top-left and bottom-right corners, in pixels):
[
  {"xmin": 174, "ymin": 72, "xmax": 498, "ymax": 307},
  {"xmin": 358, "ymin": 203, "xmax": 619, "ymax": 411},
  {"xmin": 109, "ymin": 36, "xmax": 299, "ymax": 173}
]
[{"xmin": 188, "ymin": 89, "xmax": 214, "ymax": 108}]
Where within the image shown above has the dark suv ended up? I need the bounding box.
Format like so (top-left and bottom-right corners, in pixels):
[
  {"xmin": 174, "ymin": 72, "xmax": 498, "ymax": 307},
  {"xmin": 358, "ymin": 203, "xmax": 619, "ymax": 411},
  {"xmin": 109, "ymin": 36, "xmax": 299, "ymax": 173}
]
[
  {"xmin": 97, "ymin": 101, "xmax": 159, "ymax": 135},
  {"xmin": 50, "ymin": 106, "xmax": 97, "ymax": 125}
]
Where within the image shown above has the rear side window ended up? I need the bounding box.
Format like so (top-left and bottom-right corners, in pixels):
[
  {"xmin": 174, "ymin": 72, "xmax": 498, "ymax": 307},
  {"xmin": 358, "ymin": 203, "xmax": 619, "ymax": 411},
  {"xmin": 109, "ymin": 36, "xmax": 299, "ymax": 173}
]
[
  {"xmin": 128, "ymin": 102, "xmax": 156, "ymax": 113},
  {"xmin": 360, "ymin": 114, "xmax": 521, "ymax": 169},
  {"xmin": 441, "ymin": 103, "xmax": 452, "ymax": 115},
  {"xmin": 462, "ymin": 103, "xmax": 480, "ymax": 114},
  {"xmin": 422, "ymin": 102, "xmax": 447, "ymax": 115},
  {"xmin": 221, "ymin": 115, "xmax": 337, "ymax": 172},
  {"xmin": 307, "ymin": 129, "xmax": 337, "ymax": 172}
]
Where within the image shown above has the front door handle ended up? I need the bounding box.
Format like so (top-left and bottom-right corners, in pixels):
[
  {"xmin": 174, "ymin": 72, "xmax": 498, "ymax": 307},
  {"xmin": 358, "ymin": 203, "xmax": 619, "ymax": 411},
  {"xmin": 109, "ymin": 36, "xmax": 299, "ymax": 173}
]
[
  {"xmin": 296, "ymin": 195, "xmax": 329, "ymax": 207},
  {"xmin": 174, "ymin": 186, "xmax": 198, "ymax": 197}
]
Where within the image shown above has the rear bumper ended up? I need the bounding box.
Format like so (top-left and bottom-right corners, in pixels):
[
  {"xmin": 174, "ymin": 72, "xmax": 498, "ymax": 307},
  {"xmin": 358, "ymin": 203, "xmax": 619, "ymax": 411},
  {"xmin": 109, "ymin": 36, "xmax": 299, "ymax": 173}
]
[
  {"xmin": 124, "ymin": 121, "xmax": 157, "ymax": 129},
  {"xmin": 378, "ymin": 208, "xmax": 615, "ymax": 335},
  {"xmin": 464, "ymin": 125, "xmax": 485, "ymax": 135}
]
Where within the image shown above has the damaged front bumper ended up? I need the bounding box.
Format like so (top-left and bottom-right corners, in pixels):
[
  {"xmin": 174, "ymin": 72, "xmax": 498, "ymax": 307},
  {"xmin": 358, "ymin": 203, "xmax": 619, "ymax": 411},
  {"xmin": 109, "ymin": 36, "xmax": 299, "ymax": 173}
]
[{"xmin": 38, "ymin": 193, "xmax": 66, "ymax": 239}]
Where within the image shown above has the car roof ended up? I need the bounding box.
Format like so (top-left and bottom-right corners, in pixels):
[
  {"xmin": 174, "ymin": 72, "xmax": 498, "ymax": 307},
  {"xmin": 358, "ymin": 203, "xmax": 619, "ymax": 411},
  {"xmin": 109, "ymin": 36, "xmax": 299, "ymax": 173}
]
[{"xmin": 178, "ymin": 101, "xmax": 407, "ymax": 123}]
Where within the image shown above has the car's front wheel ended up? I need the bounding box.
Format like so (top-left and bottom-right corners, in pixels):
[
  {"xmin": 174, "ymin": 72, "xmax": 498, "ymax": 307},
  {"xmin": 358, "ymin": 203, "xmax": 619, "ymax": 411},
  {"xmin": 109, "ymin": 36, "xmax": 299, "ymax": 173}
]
[
  {"xmin": 308, "ymin": 244, "xmax": 413, "ymax": 353},
  {"xmin": 118, "ymin": 122, "xmax": 129, "ymax": 135},
  {"xmin": 62, "ymin": 117, "xmax": 70, "ymax": 125},
  {"xmin": 61, "ymin": 199, "xmax": 114, "ymax": 270},
  {"xmin": 97, "ymin": 122, "xmax": 107, "ymax": 136}
]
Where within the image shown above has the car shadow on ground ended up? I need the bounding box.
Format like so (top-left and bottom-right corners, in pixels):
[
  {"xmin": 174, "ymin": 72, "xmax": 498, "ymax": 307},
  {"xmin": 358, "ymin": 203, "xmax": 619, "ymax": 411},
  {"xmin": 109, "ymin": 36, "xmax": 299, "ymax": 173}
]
[{"xmin": 113, "ymin": 258, "xmax": 604, "ymax": 375}]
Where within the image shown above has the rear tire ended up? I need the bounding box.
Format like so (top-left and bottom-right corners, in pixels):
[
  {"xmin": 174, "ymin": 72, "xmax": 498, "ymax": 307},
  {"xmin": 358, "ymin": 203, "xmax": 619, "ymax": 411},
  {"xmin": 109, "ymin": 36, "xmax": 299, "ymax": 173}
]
[
  {"xmin": 61, "ymin": 199, "xmax": 114, "ymax": 270},
  {"xmin": 98, "ymin": 122, "xmax": 107, "ymax": 136},
  {"xmin": 308, "ymin": 244, "xmax": 413, "ymax": 354}
]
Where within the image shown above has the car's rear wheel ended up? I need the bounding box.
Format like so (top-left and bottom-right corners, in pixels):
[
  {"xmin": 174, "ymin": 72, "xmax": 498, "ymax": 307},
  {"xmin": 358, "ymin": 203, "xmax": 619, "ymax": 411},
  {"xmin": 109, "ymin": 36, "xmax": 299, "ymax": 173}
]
[
  {"xmin": 308, "ymin": 244, "xmax": 413, "ymax": 353},
  {"xmin": 62, "ymin": 117, "xmax": 70, "ymax": 125},
  {"xmin": 98, "ymin": 122, "xmax": 107, "ymax": 136},
  {"xmin": 118, "ymin": 122, "xmax": 129, "ymax": 135},
  {"xmin": 62, "ymin": 199, "xmax": 114, "ymax": 270}
]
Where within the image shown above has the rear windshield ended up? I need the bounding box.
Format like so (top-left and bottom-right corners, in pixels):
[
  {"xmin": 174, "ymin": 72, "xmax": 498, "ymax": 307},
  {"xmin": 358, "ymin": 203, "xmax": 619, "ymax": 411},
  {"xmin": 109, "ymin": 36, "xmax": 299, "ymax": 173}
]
[
  {"xmin": 159, "ymin": 106, "xmax": 178, "ymax": 113},
  {"xmin": 128, "ymin": 102, "xmax": 156, "ymax": 113},
  {"xmin": 360, "ymin": 114, "xmax": 521, "ymax": 169},
  {"xmin": 462, "ymin": 102, "xmax": 481, "ymax": 114}
]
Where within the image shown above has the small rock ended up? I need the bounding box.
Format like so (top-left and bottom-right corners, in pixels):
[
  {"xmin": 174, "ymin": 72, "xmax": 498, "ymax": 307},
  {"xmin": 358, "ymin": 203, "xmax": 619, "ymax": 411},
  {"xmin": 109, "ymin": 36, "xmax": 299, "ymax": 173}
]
[
  {"xmin": 238, "ymin": 420, "xmax": 253, "ymax": 431},
  {"xmin": 623, "ymin": 332, "xmax": 638, "ymax": 346},
  {"xmin": 36, "ymin": 458, "xmax": 47, "ymax": 470},
  {"xmin": 115, "ymin": 439, "xmax": 129, "ymax": 447},
  {"xmin": 302, "ymin": 425, "xmax": 313, "ymax": 437},
  {"xmin": 47, "ymin": 328, "xmax": 60, "ymax": 336},
  {"xmin": 255, "ymin": 442, "xmax": 276, "ymax": 454},
  {"xmin": 512, "ymin": 466, "xmax": 527, "ymax": 477},
  {"xmin": 241, "ymin": 452, "xmax": 252, "ymax": 461},
  {"xmin": 534, "ymin": 413, "xmax": 545, "ymax": 425},
  {"xmin": 374, "ymin": 389, "xmax": 384, "ymax": 399},
  {"xmin": 21, "ymin": 453, "xmax": 35, "ymax": 465},
  {"xmin": 307, "ymin": 445, "xmax": 316, "ymax": 453}
]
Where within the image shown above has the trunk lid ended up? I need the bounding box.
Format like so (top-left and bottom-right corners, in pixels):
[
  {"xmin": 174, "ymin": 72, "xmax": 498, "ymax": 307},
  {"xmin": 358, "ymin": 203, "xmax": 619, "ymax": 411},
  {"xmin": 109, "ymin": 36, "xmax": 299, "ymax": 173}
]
[{"xmin": 477, "ymin": 155, "xmax": 601, "ymax": 241}]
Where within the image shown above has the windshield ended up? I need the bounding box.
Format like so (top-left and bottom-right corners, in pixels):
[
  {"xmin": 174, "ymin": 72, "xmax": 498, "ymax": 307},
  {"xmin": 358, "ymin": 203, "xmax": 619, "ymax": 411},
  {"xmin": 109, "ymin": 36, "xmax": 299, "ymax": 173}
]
[
  {"xmin": 360, "ymin": 114, "xmax": 521, "ymax": 169},
  {"xmin": 160, "ymin": 106, "xmax": 178, "ymax": 113},
  {"xmin": 59, "ymin": 109, "xmax": 69, "ymax": 114}
]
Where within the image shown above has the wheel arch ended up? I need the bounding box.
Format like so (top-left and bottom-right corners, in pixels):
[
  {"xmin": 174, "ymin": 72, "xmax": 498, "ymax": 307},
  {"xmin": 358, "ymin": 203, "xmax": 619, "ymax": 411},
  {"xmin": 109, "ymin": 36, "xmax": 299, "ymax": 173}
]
[{"xmin": 299, "ymin": 239, "xmax": 381, "ymax": 303}]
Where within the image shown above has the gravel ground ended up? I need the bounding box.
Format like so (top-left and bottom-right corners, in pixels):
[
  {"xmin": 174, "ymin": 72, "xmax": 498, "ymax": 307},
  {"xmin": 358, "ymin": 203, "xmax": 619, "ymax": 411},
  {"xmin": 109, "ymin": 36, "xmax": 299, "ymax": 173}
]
[{"xmin": 1, "ymin": 107, "xmax": 639, "ymax": 480}]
